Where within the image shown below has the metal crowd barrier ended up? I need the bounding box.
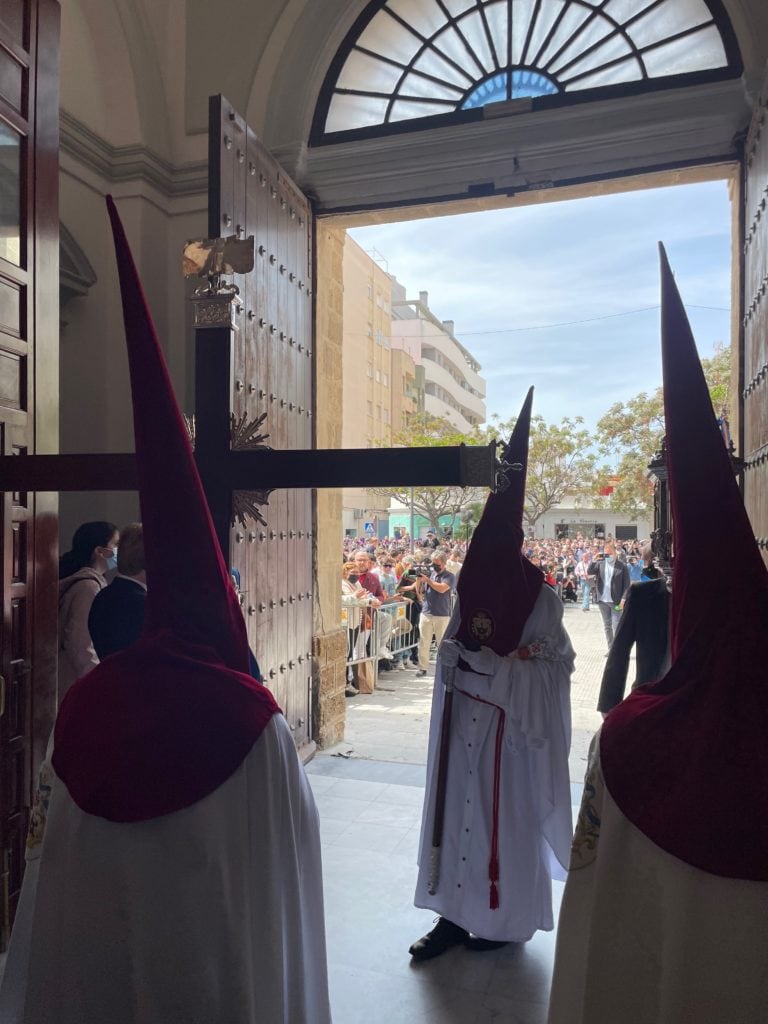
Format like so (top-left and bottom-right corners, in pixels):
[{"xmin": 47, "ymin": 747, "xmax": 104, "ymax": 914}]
[{"xmin": 341, "ymin": 600, "xmax": 418, "ymax": 688}]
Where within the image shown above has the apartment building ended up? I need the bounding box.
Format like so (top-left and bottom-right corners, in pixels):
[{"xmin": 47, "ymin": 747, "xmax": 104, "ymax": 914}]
[
  {"xmin": 391, "ymin": 280, "xmax": 486, "ymax": 433},
  {"xmin": 341, "ymin": 237, "xmax": 418, "ymax": 538},
  {"xmin": 340, "ymin": 239, "xmax": 485, "ymax": 539}
]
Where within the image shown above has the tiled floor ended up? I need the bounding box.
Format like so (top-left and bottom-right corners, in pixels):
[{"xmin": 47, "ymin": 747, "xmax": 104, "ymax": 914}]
[
  {"xmin": 308, "ymin": 755, "xmax": 570, "ymax": 1024},
  {"xmin": 311, "ymin": 604, "xmax": 612, "ymax": 1023}
]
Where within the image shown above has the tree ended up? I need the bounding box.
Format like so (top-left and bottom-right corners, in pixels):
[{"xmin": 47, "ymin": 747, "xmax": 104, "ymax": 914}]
[
  {"xmin": 371, "ymin": 412, "xmax": 486, "ymax": 535},
  {"xmin": 596, "ymin": 343, "xmax": 731, "ymax": 516},
  {"xmin": 483, "ymin": 414, "xmax": 600, "ymax": 530}
]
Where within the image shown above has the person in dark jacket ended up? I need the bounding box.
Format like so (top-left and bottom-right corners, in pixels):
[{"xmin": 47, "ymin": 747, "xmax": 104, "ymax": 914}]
[
  {"xmin": 597, "ymin": 548, "xmax": 671, "ymax": 714},
  {"xmin": 588, "ymin": 542, "xmax": 631, "ymax": 648},
  {"xmin": 88, "ymin": 522, "xmax": 146, "ymax": 660}
]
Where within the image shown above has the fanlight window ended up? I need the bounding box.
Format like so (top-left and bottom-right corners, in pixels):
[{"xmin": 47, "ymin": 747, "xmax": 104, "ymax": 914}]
[{"xmin": 316, "ymin": 0, "xmax": 738, "ymax": 139}]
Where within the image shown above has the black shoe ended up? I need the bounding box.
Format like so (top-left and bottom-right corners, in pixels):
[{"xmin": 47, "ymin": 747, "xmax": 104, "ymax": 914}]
[
  {"xmin": 409, "ymin": 918, "xmax": 469, "ymax": 962},
  {"xmin": 345, "ymin": 685, "xmax": 359, "ymax": 697},
  {"xmin": 415, "ymin": 669, "xmax": 427, "ymax": 677},
  {"xmin": 465, "ymin": 937, "xmax": 509, "ymax": 952}
]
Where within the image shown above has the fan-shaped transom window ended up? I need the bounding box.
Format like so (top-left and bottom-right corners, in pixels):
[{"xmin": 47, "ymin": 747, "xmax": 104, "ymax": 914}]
[{"xmin": 313, "ymin": 0, "xmax": 740, "ymax": 141}]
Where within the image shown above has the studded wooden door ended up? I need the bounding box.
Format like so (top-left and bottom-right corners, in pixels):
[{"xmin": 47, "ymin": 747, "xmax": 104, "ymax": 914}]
[
  {"xmin": 0, "ymin": 0, "xmax": 59, "ymax": 950},
  {"xmin": 208, "ymin": 97, "xmax": 314, "ymax": 752},
  {"xmin": 743, "ymin": 68, "xmax": 768, "ymax": 567}
]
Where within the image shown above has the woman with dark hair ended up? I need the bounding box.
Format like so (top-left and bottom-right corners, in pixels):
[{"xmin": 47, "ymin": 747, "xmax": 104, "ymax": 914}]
[{"xmin": 58, "ymin": 521, "xmax": 119, "ymax": 700}]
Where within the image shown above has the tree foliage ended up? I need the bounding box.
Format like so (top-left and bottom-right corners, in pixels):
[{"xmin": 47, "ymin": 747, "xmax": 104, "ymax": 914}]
[
  {"xmin": 596, "ymin": 343, "xmax": 731, "ymax": 517},
  {"xmin": 483, "ymin": 413, "xmax": 599, "ymax": 528},
  {"xmin": 372, "ymin": 411, "xmax": 602, "ymax": 532},
  {"xmin": 370, "ymin": 412, "xmax": 486, "ymax": 534}
]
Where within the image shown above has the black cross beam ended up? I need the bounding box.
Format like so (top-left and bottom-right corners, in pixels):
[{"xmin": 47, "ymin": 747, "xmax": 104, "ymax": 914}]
[
  {"xmin": 0, "ymin": 445, "xmax": 495, "ymax": 494},
  {"xmin": 0, "ymin": 445, "xmax": 496, "ymax": 557}
]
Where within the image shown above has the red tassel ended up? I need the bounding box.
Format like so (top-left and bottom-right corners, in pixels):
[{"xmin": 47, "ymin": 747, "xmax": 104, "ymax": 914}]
[{"xmin": 489, "ymin": 881, "xmax": 499, "ymax": 910}]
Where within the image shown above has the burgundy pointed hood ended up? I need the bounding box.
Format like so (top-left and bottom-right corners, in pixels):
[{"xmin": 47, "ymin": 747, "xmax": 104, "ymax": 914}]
[
  {"xmin": 52, "ymin": 197, "xmax": 279, "ymax": 822},
  {"xmin": 455, "ymin": 387, "xmax": 543, "ymax": 654},
  {"xmin": 601, "ymin": 244, "xmax": 768, "ymax": 879}
]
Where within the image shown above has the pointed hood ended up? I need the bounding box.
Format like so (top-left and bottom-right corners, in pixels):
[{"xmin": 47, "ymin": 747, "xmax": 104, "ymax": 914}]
[
  {"xmin": 52, "ymin": 197, "xmax": 279, "ymax": 822},
  {"xmin": 454, "ymin": 387, "xmax": 543, "ymax": 654},
  {"xmin": 107, "ymin": 195, "xmax": 250, "ymax": 669},
  {"xmin": 601, "ymin": 244, "xmax": 768, "ymax": 879}
]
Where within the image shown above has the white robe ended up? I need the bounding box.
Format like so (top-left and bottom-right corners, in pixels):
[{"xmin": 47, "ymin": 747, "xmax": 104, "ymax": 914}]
[
  {"xmin": 414, "ymin": 585, "xmax": 574, "ymax": 942},
  {"xmin": 0, "ymin": 714, "xmax": 331, "ymax": 1024},
  {"xmin": 548, "ymin": 734, "xmax": 768, "ymax": 1024}
]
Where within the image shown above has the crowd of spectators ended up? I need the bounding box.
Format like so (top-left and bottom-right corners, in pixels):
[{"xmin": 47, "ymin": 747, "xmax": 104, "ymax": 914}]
[
  {"xmin": 340, "ymin": 526, "xmax": 657, "ymax": 713},
  {"xmin": 339, "ymin": 531, "xmax": 465, "ymax": 696},
  {"xmin": 341, "ymin": 529, "xmax": 648, "ymax": 621},
  {"xmin": 523, "ymin": 534, "xmax": 647, "ymax": 606}
]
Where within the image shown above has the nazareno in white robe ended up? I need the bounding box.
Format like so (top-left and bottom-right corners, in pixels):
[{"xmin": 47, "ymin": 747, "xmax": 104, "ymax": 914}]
[
  {"xmin": 414, "ymin": 585, "xmax": 574, "ymax": 942},
  {"xmin": 547, "ymin": 733, "xmax": 768, "ymax": 1024},
  {"xmin": 0, "ymin": 713, "xmax": 331, "ymax": 1024}
]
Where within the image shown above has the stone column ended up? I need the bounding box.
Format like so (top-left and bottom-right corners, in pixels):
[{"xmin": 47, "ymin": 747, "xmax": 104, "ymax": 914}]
[{"xmin": 313, "ymin": 226, "xmax": 347, "ymax": 746}]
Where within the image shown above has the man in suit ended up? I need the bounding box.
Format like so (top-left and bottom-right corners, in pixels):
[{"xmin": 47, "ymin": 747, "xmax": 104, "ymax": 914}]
[
  {"xmin": 589, "ymin": 541, "xmax": 630, "ymax": 648},
  {"xmin": 88, "ymin": 522, "xmax": 146, "ymax": 659},
  {"xmin": 597, "ymin": 547, "xmax": 671, "ymax": 714}
]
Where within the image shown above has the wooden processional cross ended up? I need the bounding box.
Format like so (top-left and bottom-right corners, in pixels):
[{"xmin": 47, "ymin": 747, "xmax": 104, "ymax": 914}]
[
  {"xmin": 0, "ymin": 97, "xmax": 500, "ymax": 753},
  {"xmin": 0, "ymin": 302, "xmax": 498, "ymax": 749}
]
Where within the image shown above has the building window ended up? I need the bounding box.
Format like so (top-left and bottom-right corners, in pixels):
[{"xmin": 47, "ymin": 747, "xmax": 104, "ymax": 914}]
[
  {"xmin": 367, "ymin": 283, "xmax": 373, "ymax": 298},
  {"xmin": 367, "ymin": 323, "xmax": 373, "ymax": 337},
  {"xmin": 367, "ymin": 363, "xmax": 374, "ymax": 378},
  {"xmin": 383, "ymin": 373, "xmax": 389, "ymax": 387},
  {"xmin": 376, "ymin": 404, "xmax": 382, "ymax": 420},
  {"xmin": 376, "ymin": 369, "xmax": 381, "ymax": 382},
  {"xmin": 314, "ymin": 0, "xmax": 739, "ymax": 140},
  {"xmin": 367, "ymin": 401, "xmax": 373, "ymax": 417},
  {"xmin": 376, "ymin": 329, "xmax": 383, "ymax": 345},
  {"xmin": 383, "ymin": 408, "xmax": 390, "ymax": 425}
]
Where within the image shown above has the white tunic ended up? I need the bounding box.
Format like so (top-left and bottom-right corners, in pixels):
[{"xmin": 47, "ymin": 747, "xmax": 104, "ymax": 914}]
[
  {"xmin": 415, "ymin": 586, "xmax": 574, "ymax": 941},
  {"xmin": 0, "ymin": 714, "xmax": 331, "ymax": 1024},
  {"xmin": 548, "ymin": 735, "xmax": 768, "ymax": 1024}
]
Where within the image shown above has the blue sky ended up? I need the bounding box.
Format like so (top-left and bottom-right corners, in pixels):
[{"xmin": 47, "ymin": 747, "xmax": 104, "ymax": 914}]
[{"xmin": 349, "ymin": 180, "xmax": 732, "ymax": 444}]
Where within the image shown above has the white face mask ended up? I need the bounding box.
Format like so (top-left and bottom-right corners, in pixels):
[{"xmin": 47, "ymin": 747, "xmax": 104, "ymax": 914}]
[{"xmin": 105, "ymin": 548, "xmax": 118, "ymax": 571}]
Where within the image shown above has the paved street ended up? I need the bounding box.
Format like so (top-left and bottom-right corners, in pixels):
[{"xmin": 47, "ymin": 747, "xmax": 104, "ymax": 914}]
[{"xmin": 328, "ymin": 601, "xmax": 612, "ymax": 783}]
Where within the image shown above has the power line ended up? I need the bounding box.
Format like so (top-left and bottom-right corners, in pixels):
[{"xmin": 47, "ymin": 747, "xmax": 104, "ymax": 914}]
[
  {"xmin": 346, "ymin": 303, "xmax": 730, "ymax": 343},
  {"xmin": 458, "ymin": 303, "xmax": 730, "ymax": 336}
]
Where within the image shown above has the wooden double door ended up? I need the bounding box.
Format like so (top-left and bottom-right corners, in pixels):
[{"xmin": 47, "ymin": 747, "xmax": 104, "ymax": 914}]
[
  {"xmin": 0, "ymin": 0, "xmax": 59, "ymax": 950},
  {"xmin": 205, "ymin": 97, "xmax": 316, "ymax": 753},
  {"xmin": 743, "ymin": 68, "xmax": 768, "ymax": 564}
]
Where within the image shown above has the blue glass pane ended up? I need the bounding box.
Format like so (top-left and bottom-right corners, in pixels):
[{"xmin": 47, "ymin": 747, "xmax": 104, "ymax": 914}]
[
  {"xmin": 511, "ymin": 69, "xmax": 558, "ymax": 98},
  {"xmin": 461, "ymin": 69, "xmax": 557, "ymax": 109},
  {"xmin": 461, "ymin": 72, "xmax": 508, "ymax": 109}
]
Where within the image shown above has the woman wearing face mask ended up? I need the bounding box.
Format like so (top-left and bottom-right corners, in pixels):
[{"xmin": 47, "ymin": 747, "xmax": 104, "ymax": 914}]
[{"xmin": 58, "ymin": 520, "xmax": 119, "ymax": 702}]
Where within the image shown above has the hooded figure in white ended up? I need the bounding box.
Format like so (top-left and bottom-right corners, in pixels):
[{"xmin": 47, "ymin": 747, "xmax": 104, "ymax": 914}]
[
  {"xmin": 547, "ymin": 247, "xmax": 768, "ymax": 1024},
  {"xmin": 0, "ymin": 197, "xmax": 332, "ymax": 1024},
  {"xmin": 410, "ymin": 388, "xmax": 574, "ymax": 960}
]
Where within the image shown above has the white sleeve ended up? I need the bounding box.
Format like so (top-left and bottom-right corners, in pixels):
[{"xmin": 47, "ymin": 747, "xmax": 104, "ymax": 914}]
[{"xmin": 61, "ymin": 580, "xmax": 102, "ymax": 678}]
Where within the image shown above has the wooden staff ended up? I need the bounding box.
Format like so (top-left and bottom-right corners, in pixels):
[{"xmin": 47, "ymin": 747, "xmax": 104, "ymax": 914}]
[{"xmin": 427, "ymin": 661, "xmax": 456, "ymax": 895}]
